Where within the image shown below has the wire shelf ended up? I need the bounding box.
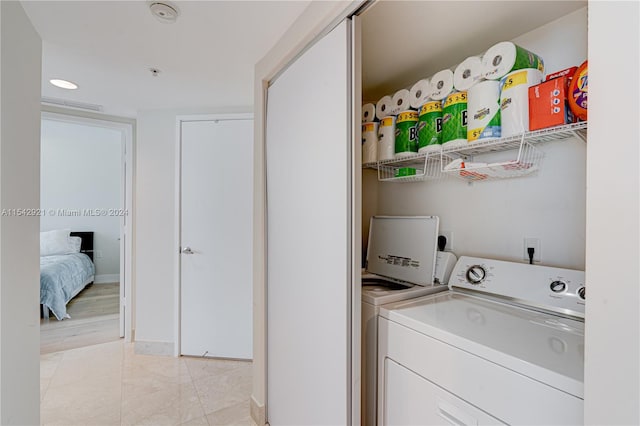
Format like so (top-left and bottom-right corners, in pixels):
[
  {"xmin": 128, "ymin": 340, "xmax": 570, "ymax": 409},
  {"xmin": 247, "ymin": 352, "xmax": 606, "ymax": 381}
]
[
  {"xmin": 442, "ymin": 137, "xmax": 543, "ymax": 182},
  {"xmin": 441, "ymin": 122, "xmax": 587, "ymax": 157},
  {"xmin": 361, "ymin": 122, "xmax": 586, "ymax": 183},
  {"xmin": 366, "ymin": 151, "xmax": 454, "ymax": 182}
]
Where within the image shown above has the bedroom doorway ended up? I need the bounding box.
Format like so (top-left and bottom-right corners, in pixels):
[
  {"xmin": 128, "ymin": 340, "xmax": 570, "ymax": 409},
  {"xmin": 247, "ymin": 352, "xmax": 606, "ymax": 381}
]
[{"xmin": 39, "ymin": 111, "xmax": 133, "ymax": 353}]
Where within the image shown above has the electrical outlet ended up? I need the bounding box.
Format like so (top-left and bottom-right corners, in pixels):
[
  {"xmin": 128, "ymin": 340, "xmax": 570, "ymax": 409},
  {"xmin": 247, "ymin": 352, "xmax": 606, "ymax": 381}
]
[
  {"xmin": 439, "ymin": 231, "xmax": 452, "ymax": 251},
  {"xmin": 523, "ymin": 238, "xmax": 540, "ymax": 262},
  {"xmin": 96, "ymin": 250, "xmax": 103, "ymax": 259}
]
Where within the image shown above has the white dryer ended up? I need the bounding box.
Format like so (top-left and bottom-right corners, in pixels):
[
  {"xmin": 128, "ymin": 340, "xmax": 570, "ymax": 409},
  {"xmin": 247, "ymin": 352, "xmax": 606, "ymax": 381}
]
[
  {"xmin": 378, "ymin": 256, "xmax": 586, "ymax": 425},
  {"xmin": 361, "ymin": 216, "xmax": 453, "ymax": 426}
]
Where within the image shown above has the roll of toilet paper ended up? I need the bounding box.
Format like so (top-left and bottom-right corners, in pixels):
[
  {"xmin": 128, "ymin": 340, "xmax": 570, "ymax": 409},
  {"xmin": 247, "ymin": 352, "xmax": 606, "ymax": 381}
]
[
  {"xmin": 409, "ymin": 79, "xmax": 432, "ymax": 109},
  {"xmin": 362, "ymin": 103, "xmax": 376, "ymax": 123},
  {"xmin": 499, "ymin": 68, "xmax": 544, "ymax": 137},
  {"xmin": 362, "ymin": 122, "xmax": 379, "ymax": 164},
  {"xmin": 391, "ymin": 89, "xmax": 412, "ymax": 115},
  {"xmin": 377, "ymin": 116, "xmax": 396, "ymax": 161},
  {"xmin": 376, "ymin": 96, "xmax": 393, "ymax": 120},
  {"xmin": 467, "ymin": 80, "xmax": 501, "ymax": 142},
  {"xmin": 441, "ymin": 91, "xmax": 468, "ymax": 148},
  {"xmin": 429, "ymin": 69, "xmax": 455, "ymax": 101},
  {"xmin": 454, "ymin": 56, "xmax": 484, "ymax": 91},
  {"xmin": 482, "ymin": 41, "xmax": 544, "ymax": 80}
]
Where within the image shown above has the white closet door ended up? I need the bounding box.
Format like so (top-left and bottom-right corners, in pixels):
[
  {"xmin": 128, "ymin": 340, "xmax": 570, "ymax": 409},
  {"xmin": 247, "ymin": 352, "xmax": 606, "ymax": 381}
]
[{"xmin": 266, "ymin": 20, "xmax": 352, "ymax": 425}]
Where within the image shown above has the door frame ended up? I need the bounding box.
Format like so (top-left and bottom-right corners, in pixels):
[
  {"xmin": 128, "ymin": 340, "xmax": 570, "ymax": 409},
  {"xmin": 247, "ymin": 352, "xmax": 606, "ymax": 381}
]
[
  {"xmin": 40, "ymin": 110, "xmax": 135, "ymax": 342},
  {"xmin": 174, "ymin": 113, "xmax": 253, "ymax": 357}
]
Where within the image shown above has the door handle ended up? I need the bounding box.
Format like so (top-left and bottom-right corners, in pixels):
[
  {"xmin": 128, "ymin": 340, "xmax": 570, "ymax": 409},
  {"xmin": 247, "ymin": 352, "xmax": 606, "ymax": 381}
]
[{"xmin": 181, "ymin": 247, "xmax": 194, "ymax": 254}]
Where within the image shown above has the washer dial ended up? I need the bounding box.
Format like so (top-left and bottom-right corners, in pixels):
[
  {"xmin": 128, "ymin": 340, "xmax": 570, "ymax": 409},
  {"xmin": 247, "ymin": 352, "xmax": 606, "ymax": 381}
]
[
  {"xmin": 578, "ymin": 287, "xmax": 586, "ymax": 300},
  {"xmin": 466, "ymin": 265, "xmax": 486, "ymax": 284},
  {"xmin": 550, "ymin": 280, "xmax": 567, "ymax": 293}
]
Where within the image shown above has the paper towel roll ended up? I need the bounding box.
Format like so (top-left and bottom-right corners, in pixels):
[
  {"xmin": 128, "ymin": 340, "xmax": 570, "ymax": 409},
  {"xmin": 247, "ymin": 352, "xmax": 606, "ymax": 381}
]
[
  {"xmin": 362, "ymin": 122, "xmax": 379, "ymax": 164},
  {"xmin": 418, "ymin": 101, "xmax": 443, "ymax": 153},
  {"xmin": 499, "ymin": 68, "xmax": 543, "ymax": 137},
  {"xmin": 454, "ymin": 56, "xmax": 484, "ymax": 91},
  {"xmin": 482, "ymin": 41, "xmax": 544, "ymax": 80},
  {"xmin": 409, "ymin": 79, "xmax": 432, "ymax": 109},
  {"xmin": 391, "ymin": 89, "xmax": 412, "ymax": 115},
  {"xmin": 467, "ymin": 80, "xmax": 501, "ymax": 142},
  {"xmin": 395, "ymin": 110, "xmax": 419, "ymax": 158},
  {"xmin": 376, "ymin": 96, "xmax": 393, "ymax": 120},
  {"xmin": 429, "ymin": 69, "xmax": 455, "ymax": 101},
  {"xmin": 441, "ymin": 91, "xmax": 468, "ymax": 148},
  {"xmin": 377, "ymin": 116, "xmax": 396, "ymax": 161},
  {"xmin": 362, "ymin": 103, "xmax": 376, "ymax": 123}
]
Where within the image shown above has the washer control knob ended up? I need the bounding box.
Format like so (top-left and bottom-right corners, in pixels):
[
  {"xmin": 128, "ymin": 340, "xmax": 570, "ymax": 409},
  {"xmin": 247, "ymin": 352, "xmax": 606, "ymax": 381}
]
[
  {"xmin": 466, "ymin": 265, "xmax": 486, "ymax": 285},
  {"xmin": 578, "ymin": 287, "xmax": 586, "ymax": 300},
  {"xmin": 550, "ymin": 280, "xmax": 567, "ymax": 293}
]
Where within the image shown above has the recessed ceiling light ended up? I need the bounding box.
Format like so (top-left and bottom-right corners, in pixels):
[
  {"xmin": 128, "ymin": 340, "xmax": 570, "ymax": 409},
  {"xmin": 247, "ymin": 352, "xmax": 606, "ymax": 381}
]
[
  {"xmin": 149, "ymin": 2, "xmax": 179, "ymax": 23},
  {"xmin": 50, "ymin": 79, "xmax": 78, "ymax": 90}
]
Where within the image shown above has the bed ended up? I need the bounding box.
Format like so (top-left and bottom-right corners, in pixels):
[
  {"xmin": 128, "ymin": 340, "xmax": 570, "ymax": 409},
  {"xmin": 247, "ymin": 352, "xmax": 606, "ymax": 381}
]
[{"xmin": 40, "ymin": 231, "xmax": 96, "ymax": 321}]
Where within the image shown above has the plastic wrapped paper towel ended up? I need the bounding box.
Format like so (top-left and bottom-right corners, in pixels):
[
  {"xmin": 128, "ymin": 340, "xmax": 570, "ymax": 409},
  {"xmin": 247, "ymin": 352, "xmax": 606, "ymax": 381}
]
[
  {"xmin": 409, "ymin": 79, "xmax": 432, "ymax": 109},
  {"xmin": 376, "ymin": 96, "xmax": 393, "ymax": 120},
  {"xmin": 429, "ymin": 69, "xmax": 455, "ymax": 101},
  {"xmin": 454, "ymin": 56, "xmax": 484, "ymax": 91},
  {"xmin": 482, "ymin": 41, "xmax": 544, "ymax": 80},
  {"xmin": 362, "ymin": 122, "xmax": 379, "ymax": 164},
  {"xmin": 362, "ymin": 103, "xmax": 376, "ymax": 123},
  {"xmin": 391, "ymin": 89, "xmax": 412, "ymax": 115}
]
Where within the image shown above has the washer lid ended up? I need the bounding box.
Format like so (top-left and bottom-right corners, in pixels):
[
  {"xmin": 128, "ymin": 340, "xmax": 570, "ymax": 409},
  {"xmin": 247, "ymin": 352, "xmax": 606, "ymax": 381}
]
[
  {"xmin": 380, "ymin": 291, "xmax": 585, "ymax": 398},
  {"xmin": 366, "ymin": 216, "xmax": 439, "ymax": 287}
]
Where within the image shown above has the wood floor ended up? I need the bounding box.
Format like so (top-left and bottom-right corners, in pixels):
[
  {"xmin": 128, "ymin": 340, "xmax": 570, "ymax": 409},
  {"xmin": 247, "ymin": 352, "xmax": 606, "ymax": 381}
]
[{"xmin": 40, "ymin": 282, "xmax": 121, "ymax": 354}]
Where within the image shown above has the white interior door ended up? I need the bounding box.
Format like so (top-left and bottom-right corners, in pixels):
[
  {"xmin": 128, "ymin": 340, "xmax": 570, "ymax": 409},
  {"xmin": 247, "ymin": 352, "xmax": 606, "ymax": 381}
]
[
  {"xmin": 266, "ymin": 20, "xmax": 353, "ymax": 424},
  {"xmin": 180, "ymin": 117, "xmax": 253, "ymax": 359}
]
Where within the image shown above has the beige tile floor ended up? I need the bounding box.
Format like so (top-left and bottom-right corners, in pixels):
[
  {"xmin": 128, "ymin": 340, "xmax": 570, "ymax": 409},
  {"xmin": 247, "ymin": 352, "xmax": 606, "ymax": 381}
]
[{"xmin": 40, "ymin": 340, "xmax": 256, "ymax": 426}]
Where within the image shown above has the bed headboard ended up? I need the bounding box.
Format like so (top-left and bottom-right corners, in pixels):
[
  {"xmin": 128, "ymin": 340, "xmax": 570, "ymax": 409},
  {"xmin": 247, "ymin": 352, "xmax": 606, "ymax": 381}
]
[{"xmin": 70, "ymin": 231, "xmax": 94, "ymax": 262}]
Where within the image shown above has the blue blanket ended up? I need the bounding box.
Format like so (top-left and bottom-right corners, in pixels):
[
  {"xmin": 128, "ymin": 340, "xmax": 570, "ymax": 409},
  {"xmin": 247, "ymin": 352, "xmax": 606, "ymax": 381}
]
[{"xmin": 40, "ymin": 253, "xmax": 95, "ymax": 320}]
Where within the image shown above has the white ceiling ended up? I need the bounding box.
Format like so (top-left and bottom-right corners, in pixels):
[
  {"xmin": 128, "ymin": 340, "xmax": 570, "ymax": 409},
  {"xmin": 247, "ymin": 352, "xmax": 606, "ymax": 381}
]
[
  {"xmin": 360, "ymin": 1, "xmax": 587, "ymax": 101},
  {"xmin": 21, "ymin": 1, "xmax": 310, "ymax": 117}
]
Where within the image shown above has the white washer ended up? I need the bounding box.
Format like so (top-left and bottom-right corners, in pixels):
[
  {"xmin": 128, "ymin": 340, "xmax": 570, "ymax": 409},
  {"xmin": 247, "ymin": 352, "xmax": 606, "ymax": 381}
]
[
  {"xmin": 378, "ymin": 256, "xmax": 586, "ymax": 425},
  {"xmin": 361, "ymin": 216, "xmax": 451, "ymax": 426}
]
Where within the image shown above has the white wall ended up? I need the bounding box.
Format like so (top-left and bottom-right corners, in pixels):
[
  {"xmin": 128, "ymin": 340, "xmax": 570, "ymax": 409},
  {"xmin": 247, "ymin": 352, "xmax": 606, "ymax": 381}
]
[
  {"xmin": 40, "ymin": 118, "xmax": 121, "ymax": 280},
  {"xmin": 585, "ymin": 2, "xmax": 639, "ymax": 424},
  {"xmin": 135, "ymin": 106, "xmax": 250, "ymax": 353},
  {"xmin": 373, "ymin": 8, "xmax": 588, "ymax": 270},
  {"xmin": 0, "ymin": 1, "xmax": 41, "ymax": 424}
]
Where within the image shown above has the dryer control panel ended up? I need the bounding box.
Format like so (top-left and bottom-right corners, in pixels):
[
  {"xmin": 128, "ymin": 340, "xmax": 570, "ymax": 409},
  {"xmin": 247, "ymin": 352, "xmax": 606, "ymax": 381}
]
[{"xmin": 450, "ymin": 256, "xmax": 585, "ymax": 319}]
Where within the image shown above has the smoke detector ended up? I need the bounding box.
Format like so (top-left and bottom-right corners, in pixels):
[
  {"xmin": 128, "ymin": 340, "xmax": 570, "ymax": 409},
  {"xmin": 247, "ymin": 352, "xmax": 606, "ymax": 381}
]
[{"xmin": 149, "ymin": 2, "xmax": 179, "ymax": 23}]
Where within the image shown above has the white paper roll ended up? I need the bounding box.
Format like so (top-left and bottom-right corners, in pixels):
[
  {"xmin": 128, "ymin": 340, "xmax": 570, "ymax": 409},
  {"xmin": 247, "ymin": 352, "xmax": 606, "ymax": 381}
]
[
  {"xmin": 467, "ymin": 80, "xmax": 501, "ymax": 142},
  {"xmin": 377, "ymin": 116, "xmax": 396, "ymax": 161},
  {"xmin": 376, "ymin": 96, "xmax": 393, "ymax": 120},
  {"xmin": 409, "ymin": 79, "xmax": 432, "ymax": 109},
  {"xmin": 362, "ymin": 122, "xmax": 379, "ymax": 164},
  {"xmin": 454, "ymin": 56, "xmax": 484, "ymax": 91},
  {"xmin": 482, "ymin": 41, "xmax": 544, "ymax": 80},
  {"xmin": 362, "ymin": 103, "xmax": 376, "ymax": 123},
  {"xmin": 391, "ymin": 89, "xmax": 412, "ymax": 115},
  {"xmin": 429, "ymin": 69, "xmax": 455, "ymax": 101},
  {"xmin": 499, "ymin": 68, "xmax": 543, "ymax": 137}
]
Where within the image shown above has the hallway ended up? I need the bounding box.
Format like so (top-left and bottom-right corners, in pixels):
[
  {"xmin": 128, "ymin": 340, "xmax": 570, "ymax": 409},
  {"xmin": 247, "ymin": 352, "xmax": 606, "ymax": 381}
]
[{"xmin": 40, "ymin": 340, "xmax": 254, "ymax": 425}]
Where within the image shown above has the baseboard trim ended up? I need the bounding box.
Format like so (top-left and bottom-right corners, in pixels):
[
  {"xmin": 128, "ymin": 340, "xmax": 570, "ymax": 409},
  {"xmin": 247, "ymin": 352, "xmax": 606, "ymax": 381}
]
[
  {"xmin": 134, "ymin": 341, "xmax": 174, "ymax": 356},
  {"xmin": 94, "ymin": 274, "xmax": 120, "ymax": 284},
  {"xmin": 250, "ymin": 395, "xmax": 265, "ymax": 426}
]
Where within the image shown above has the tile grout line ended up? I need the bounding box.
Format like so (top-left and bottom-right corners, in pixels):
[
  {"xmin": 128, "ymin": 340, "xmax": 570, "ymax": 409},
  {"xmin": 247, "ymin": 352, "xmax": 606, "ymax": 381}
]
[{"xmin": 183, "ymin": 357, "xmax": 212, "ymax": 426}]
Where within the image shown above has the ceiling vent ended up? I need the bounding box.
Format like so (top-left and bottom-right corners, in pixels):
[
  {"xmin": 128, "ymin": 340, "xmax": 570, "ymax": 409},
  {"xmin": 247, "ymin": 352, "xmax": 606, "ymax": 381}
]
[
  {"xmin": 149, "ymin": 2, "xmax": 179, "ymax": 23},
  {"xmin": 41, "ymin": 97, "xmax": 104, "ymax": 112}
]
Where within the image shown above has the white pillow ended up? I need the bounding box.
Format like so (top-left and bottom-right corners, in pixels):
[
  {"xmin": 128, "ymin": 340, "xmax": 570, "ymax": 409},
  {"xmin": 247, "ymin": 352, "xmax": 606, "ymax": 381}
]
[
  {"xmin": 68, "ymin": 236, "xmax": 82, "ymax": 253},
  {"xmin": 40, "ymin": 229, "xmax": 72, "ymax": 256}
]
